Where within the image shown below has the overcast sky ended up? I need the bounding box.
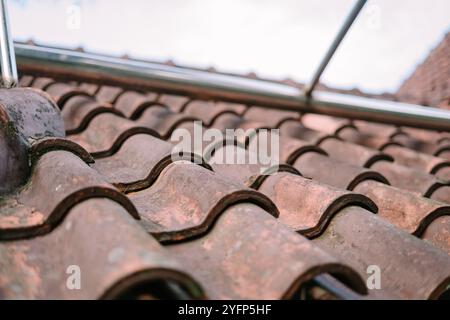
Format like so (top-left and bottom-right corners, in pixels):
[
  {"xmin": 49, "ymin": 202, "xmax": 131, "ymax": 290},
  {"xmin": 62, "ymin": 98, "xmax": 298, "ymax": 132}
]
[{"xmin": 9, "ymin": 0, "xmax": 450, "ymax": 94}]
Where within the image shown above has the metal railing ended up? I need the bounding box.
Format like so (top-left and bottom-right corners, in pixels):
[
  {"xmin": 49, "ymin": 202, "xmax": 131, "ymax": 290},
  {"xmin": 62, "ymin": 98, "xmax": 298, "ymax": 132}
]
[
  {"xmin": 0, "ymin": 0, "xmax": 17, "ymax": 88},
  {"xmin": 15, "ymin": 42, "xmax": 450, "ymax": 131},
  {"xmin": 2, "ymin": 0, "xmax": 450, "ymax": 133},
  {"xmin": 303, "ymin": 0, "xmax": 367, "ymax": 96}
]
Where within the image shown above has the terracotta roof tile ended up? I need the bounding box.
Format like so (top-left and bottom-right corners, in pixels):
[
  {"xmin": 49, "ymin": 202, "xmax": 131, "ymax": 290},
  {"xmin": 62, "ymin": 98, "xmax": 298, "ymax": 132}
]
[
  {"xmin": 354, "ymin": 180, "xmax": 450, "ymax": 236},
  {"xmin": 29, "ymin": 77, "xmax": 55, "ymax": 90},
  {"xmin": 68, "ymin": 113, "xmax": 160, "ymax": 157},
  {"xmin": 62, "ymin": 96, "xmax": 120, "ymax": 135},
  {"xmin": 258, "ymin": 172, "xmax": 377, "ymax": 237},
  {"xmin": 0, "ymin": 198, "xmax": 204, "ymax": 299},
  {"xmin": 91, "ymin": 134, "xmax": 208, "ymax": 193},
  {"xmin": 338, "ymin": 126, "xmax": 391, "ymax": 150},
  {"xmin": 313, "ymin": 206, "xmax": 450, "ymax": 299},
  {"xmin": 135, "ymin": 105, "xmax": 199, "ymax": 138},
  {"xmin": 257, "ymin": 172, "xmax": 450, "ymax": 299},
  {"xmin": 2, "ymin": 54, "xmax": 450, "ymax": 300},
  {"xmin": 300, "ymin": 113, "xmax": 353, "ymax": 135},
  {"xmin": 243, "ymin": 106, "xmax": 300, "ymax": 128},
  {"xmin": 128, "ymin": 162, "xmax": 278, "ymax": 243},
  {"xmin": 293, "ymin": 151, "xmax": 389, "ymax": 190},
  {"xmin": 0, "ymin": 88, "xmax": 64, "ymax": 194},
  {"xmin": 390, "ymin": 133, "xmax": 450, "ymax": 156},
  {"xmin": 370, "ymin": 160, "xmax": 450, "ymax": 198},
  {"xmin": 157, "ymin": 94, "xmax": 190, "ymax": 113},
  {"xmin": 45, "ymin": 82, "xmax": 91, "ymax": 107},
  {"xmin": 422, "ymin": 215, "xmax": 450, "ymax": 254},
  {"xmin": 18, "ymin": 75, "xmax": 34, "ymax": 87},
  {"xmin": 208, "ymin": 144, "xmax": 300, "ymax": 188},
  {"xmin": 182, "ymin": 100, "xmax": 246, "ymax": 125},
  {"xmin": 166, "ymin": 203, "xmax": 366, "ymax": 299},
  {"xmin": 0, "ymin": 150, "xmax": 137, "ymax": 240},
  {"xmin": 95, "ymin": 85, "xmax": 124, "ymax": 104},
  {"xmin": 353, "ymin": 120, "xmax": 401, "ymax": 138},
  {"xmin": 77, "ymin": 82, "xmax": 100, "ymax": 96},
  {"xmin": 114, "ymin": 90, "xmax": 159, "ymax": 119},
  {"xmin": 382, "ymin": 143, "xmax": 450, "ymax": 176},
  {"xmin": 401, "ymin": 127, "xmax": 445, "ymax": 143},
  {"xmin": 280, "ymin": 119, "xmax": 332, "ymax": 144},
  {"xmin": 318, "ymin": 137, "xmax": 393, "ymax": 168},
  {"xmin": 208, "ymin": 111, "xmax": 243, "ymax": 131},
  {"xmin": 273, "ymin": 135, "xmax": 327, "ymax": 165}
]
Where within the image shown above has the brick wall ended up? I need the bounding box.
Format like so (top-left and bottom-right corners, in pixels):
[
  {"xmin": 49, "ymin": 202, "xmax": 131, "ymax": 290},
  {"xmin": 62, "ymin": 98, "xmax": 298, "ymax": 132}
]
[{"xmin": 397, "ymin": 32, "xmax": 450, "ymax": 108}]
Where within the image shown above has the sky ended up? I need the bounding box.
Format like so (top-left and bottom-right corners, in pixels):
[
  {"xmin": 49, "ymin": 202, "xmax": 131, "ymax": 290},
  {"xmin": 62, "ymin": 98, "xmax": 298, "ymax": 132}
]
[{"xmin": 8, "ymin": 0, "xmax": 450, "ymax": 94}]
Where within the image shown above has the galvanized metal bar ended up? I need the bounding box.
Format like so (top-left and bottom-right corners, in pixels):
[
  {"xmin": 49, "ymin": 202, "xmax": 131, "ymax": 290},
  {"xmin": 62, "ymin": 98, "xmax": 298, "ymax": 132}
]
[
  {"xmin": 311, "ymin": 274, "xmax": 362, "ymax": 300},
  {"xmin": 0, "ymin": 0, "xmax": 17, "ymax": 88},
  {"xmin": 303, "ymin": 0, "xmax": 367, "ymax": 96},
  {"xmin": 15, "ymin": 43, "xmax": 450, "ymax": 131}
]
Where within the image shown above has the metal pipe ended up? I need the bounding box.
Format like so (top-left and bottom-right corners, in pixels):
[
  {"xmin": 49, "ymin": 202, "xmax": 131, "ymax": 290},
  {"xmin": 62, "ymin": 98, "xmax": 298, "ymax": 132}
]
[
  {"xmin": 311, "ymin": 274, "xmax": 362, "ymax": 300},
  {"xmin": 0, "ymin": 0, "xmax": 17, "ymax": 88},
  {"xmin": 303, "ymin": 0, "xmax": 367, "ymax": 96},
  {"xmin": 15, "ymin": 43, "xmax": 450, "ymax": 131}
]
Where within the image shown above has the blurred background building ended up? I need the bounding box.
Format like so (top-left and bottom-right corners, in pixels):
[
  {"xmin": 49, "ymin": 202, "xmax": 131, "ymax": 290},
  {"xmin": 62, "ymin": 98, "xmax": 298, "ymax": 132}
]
[{"xmin": 397, "ymin": 32, "xmax": 450, "ymax": 108}]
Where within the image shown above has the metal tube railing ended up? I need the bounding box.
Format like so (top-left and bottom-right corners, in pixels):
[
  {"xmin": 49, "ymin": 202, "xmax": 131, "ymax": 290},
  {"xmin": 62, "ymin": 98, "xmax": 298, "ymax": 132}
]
[
  {"xmin": 0, "ymin": 0, "xmax": 17, "ymax": 88},
  {"xmin": 303, "ymin": 0, "xmax": 367, "ymax": 96},
  {"xmin": 15, "ymin": 43, "xmax": 450, "ymax": 131}
]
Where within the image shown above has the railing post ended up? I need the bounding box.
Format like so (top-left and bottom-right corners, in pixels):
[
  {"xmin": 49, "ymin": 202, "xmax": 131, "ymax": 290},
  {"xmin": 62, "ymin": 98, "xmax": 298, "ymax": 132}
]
[
  {"xmin": 303, "ymin": 0, "xmax": 367, "ymax": 97},
  {"xmin": 0, "ymin": 0, "xmax": 18, "ymax": 88}
]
